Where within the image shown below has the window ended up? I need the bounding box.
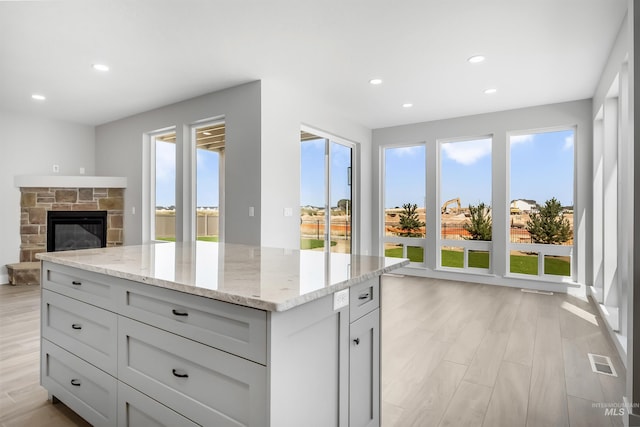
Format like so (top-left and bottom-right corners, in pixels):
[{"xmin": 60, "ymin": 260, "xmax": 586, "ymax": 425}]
[
  {"xmin": 194, "ymin": 122, "xmax": 224, "ymax": 242},
  {"xmin": 152, "ymin": 130, "xmax": 176, "ymax": 241},
  {"xmin": 147, "ymin": 118, "xmax": 225, "ymax": 244},
  {"xmin": 300, "ymin": 130, "xmax": 354, "ymax": 253},
  {"xmin": 439, "ymin": 137, "xmax": 492, "ymax": 270},
  {"xmin": 383, "ymin": 145, "xmax": 426, "ymax": 264},
  {"xmin": 509, "ymin": 129, "xmax": 574, "ymax": 278}
]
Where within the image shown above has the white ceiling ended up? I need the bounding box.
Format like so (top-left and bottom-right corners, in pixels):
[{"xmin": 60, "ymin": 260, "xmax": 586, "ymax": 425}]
[{"xmin": 0, "ymin": 0, "xmax": 628, "ymax": 129}]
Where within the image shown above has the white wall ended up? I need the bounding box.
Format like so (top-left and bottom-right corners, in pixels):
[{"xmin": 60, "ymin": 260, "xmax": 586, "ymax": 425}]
[
  {"xmin": 0, "ymin": 110, "xmax": 95, "ymax": 283},
  {"xmin": 588, "ymin": 7, "xmax": 632, "ymax": 362},
  {"xmin": 260, "ymin": 79, "xmax": 372, "ymax": 253},
  {"xmin": 95, "ymin": 82, "xmax": 262, "ymax": 246},
  {"xmin": 372, "ymin": 99, "xmax": 592, "ymax": 292}
]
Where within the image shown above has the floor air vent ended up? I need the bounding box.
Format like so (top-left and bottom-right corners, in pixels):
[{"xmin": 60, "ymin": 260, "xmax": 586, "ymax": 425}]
[{"xmin": 588, "ymin": 353, "xmax": 617, "ymax": 377}]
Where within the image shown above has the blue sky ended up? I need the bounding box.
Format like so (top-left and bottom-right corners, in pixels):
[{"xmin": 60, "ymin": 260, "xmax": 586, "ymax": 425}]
[
  {"xmin": 300, "ymin": 138, "xmax": 352, "ymax": 207},
  {"xmin": 155, "ymin": 141, "xmax": 219, "ymax": 207},
  {"xmin": 157, "ymin": 129, "xmax": 574, "ymax": 210},
  {"xmin": 384, "ymin": 129, "xmax": 574, "ymax": 209}
]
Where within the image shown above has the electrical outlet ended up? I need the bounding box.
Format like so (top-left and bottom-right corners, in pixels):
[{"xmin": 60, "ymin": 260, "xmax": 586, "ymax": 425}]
[
  {"xmin": 79, "ymin": 167, "xmax": 85, "ymax": 175},
  {"xmin": 249, "ymin": 206, "xmax": 255, "ymax": 217},
  {"xmin": 52, "ymin": 164, "xmax": 59, "ymax": 173},
  {"xmin": 333, "ymin": 288, "xmax": 349, "ymax": 311}
]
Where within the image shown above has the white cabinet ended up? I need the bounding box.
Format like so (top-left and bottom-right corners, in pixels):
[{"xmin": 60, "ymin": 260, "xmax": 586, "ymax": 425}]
[
  {"xmin": 40, "ymin": 261, "xmax": 382, "ymax": 426},
  {"xmin": 348, "ymin": 279, "xmax": 381, "ymax": 427},
  {"xmin": 117, "ymin": 382, "xmax": 198, "ymax": 427},
  {"xmin": 41, "ymin": 339, "xmax": 118, "ymax": 427},
  {"xmin": 349, "ymin": 309, "xmax": 380, "ymax": 427},
  {"xmin": 118, "ymin": 317, "xmax": 267, "ymax": 426},
  {"xmin": 42, "ymin": 289, "xmax": 118, "ymax": 375}
]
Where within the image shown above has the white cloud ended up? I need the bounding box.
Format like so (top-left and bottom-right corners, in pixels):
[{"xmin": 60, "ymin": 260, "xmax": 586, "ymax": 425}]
[
  {"xmin": 510, "ymin": 134, "xmax": 534, "ymax": 146},
  {"xmin": 441, "ymin": 138, "xmax": 491, "ymax": 165},
  {"xmin": 563, "ymin": 135, "xmax": 574, "ymax": 151},
  {"xmin": 389, "ymin": 146, "xmax": 422, "ymax": 157}
]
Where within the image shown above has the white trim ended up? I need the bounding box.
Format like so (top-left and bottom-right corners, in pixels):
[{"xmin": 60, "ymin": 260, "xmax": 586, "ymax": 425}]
[
  {"xmin": 15, "ymin": 175, "xmax": 126, "ymax": 188},
  {"xmin": 300, "ymin": 125, "xmax": 357, "ymax": 254}
]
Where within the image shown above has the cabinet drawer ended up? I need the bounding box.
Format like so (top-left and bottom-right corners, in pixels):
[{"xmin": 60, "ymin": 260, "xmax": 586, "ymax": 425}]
[
  {"xmin": 41, "ymin": 339, "xmax": 117, "ymax": 427},
  {"xmin": 118, "ymin": 382, "xmax": 198, "ymax": 427},
  {"xmin": 42, "ymin": 262, "xmax": 119, "ymax": 311},
  {"xmin": 120, "ymin": 282, "xmax": 267, "ymax": 364},
  {"xmin": 350, "ymin": 278, "xmax": 380, "ymax": 322},
  {"xmin": 42, "ymin": 290, "xmax": 117, "ymax": 375},
  {"xmin": 118, "ymin": 317, "xmax": 267, "ymax": 427}
]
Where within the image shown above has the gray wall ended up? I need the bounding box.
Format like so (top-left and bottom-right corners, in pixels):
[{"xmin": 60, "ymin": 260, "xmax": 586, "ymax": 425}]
[
  {"xmin": 94, "ymin": 80, "xmax": 373, "ymax": 252},
  {"xmin": 0, "ymin": 110, "xmax": 95, "ymax": 283},
  {"xmin": 95, "ymin": 82, "xmax": 262, "ymax": 246},
  {"xmin": 372, "ymin": 99, "xmax": 593, "ymax": 289},
  {"xmin": 260, "ymin": 80, "xmax": 372, "ymax": 252}
]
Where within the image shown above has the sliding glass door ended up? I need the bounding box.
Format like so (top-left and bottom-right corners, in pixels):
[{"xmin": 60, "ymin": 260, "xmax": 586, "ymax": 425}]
[{"xmin": 300, "ymin": 130, "xmax": 353, "ymax": 253}]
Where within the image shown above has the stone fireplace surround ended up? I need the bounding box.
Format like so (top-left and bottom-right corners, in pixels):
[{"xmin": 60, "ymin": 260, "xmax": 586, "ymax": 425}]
[
  {"xmin": 10, "ymin": 176, "xmax": 127, "ymax": 285},
  {"xmin": 20, "ymin": 186, "xmax": 124, "ymax": 262}
]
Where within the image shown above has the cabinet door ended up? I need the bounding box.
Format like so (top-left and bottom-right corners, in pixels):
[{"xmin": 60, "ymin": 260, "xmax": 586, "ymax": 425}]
[
  {"xmin": 118, "ymin": 382, "xmax": 198, "ymax": 427},
  {"xmin": 41, "ymin": 339, "xmax": 117, "ymax": 427},
  {"xmin": 349, "ymin": 308, "xmax": 380, "ymax": 427}
]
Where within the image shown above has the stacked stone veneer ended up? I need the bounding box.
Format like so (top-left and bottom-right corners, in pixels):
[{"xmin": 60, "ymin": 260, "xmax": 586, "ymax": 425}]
[{"xmin": 19, "ymin": 187, "xmax": 124, "ymax": 262}]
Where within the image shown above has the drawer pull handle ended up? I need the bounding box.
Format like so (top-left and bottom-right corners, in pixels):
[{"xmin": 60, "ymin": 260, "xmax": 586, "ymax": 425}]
[
  {"xmin": 358, "ymin": 293, "xmax": 370, "ymax": 300},
  {"xmin": 71, "ymin": 324, "xmax": 82, "ymax": 330},
  {"xmin": 353, "ymin": 338, "xmax": 360, "ymax": 345},
  {"xmin": 70, "ymin": 379, "xmax": 81, "ymax": 386},
  {"xmin": 172, "ymin": 309, "xmax": 189, "ymax": 317},
  {"xmin": 71, "ymin": 281, "xmax": 82, "ymax": 286},
  {"xmin": 172, "ymin": 369, "xmax": 189, "ymax": 378}
]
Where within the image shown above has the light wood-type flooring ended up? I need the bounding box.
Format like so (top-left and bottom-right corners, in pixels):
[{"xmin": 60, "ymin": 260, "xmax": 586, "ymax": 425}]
[
  {"xmin": 381, "ymin": 275, "xmax": 626, "ymax": 427},
  {"xmin": 0, "ymin": 277, "xmax": 626, "ymax": 427}
]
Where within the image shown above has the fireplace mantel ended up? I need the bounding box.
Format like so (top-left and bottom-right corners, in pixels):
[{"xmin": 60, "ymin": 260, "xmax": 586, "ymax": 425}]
[{"xmin": 15, "ymin": 175, "xmax": 127, "ymax": 188}]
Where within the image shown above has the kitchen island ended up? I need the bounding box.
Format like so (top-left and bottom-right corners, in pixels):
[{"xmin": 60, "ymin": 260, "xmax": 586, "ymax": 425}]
[{"xmin": 37, "ymin": 242, "xmax": 408, "ymax": 427}]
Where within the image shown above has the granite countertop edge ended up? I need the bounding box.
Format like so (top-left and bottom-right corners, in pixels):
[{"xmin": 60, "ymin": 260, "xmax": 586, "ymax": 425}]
[{"xmin": 37, "ymin": 253, "xmax": 410, "ymax": 312}]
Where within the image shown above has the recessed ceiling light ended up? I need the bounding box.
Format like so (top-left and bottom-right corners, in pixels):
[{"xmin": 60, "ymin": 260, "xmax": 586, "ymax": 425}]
[
  {"xmin": 468, "ymin": 55, "xmax": 486, "ymax": 64},
  {"xmin": 369, "ymin": 78, "xmax": 383, "ymax": 85},
  {"xmin": 31, "ymin": 94, "xmax": 46, "ymax": 101},
  {"xmin": 402, "ymin": 103, "xmax": 413, "ymax": 108},
  {"xmin": 92, "ymin": 63, "xmax": 110, "ymax": 72},
  {"xmin": 484, "ymin": 88, "xmax": 497, "ymax": 95}
]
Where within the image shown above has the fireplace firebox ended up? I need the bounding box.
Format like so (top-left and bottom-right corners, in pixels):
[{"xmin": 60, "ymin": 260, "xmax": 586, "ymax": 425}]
[{"xmin": 47, "ymin": 211, "xmax": 108, "ymax": 252}]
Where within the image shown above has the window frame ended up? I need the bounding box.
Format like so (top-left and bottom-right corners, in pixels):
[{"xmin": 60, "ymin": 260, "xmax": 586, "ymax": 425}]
[
  {"xmin": 436, "ymin": 135, "xmax": 493, "ymax": 274},
  {"xmin": 506, "ymin": 126, "xmax": 576, "ymax": 282}
]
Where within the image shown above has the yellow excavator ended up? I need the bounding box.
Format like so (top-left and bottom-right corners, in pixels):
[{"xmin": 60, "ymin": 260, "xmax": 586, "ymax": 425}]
[{"xmin": 441, "ymin": 198, "xmax": 461, "ymax": 214}]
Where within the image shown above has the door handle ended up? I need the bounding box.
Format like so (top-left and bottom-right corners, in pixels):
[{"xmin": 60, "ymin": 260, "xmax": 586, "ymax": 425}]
[
  {"xmin": 71, "ymin": 324, "xmax": 82, "ymax": 330},
  {"xmin": 70, "ymin": 379, "xmax": 81, "ymax": 386}
]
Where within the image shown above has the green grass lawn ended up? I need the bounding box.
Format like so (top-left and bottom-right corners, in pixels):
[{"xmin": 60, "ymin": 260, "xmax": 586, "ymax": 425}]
[
  {"xmin": 156, "ymin": 236, "xmax": 219, "ymax": 242},
  {"xmin": 385, "ymin": 246, "xmax": 570, "ymax": 276},
  {"xmin": 300, "ymin": 239, "xmax": 337, "ymax": 250}
]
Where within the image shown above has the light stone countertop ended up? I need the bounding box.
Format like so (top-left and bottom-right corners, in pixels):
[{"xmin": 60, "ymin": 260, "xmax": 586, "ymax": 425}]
[{"xmin": 36, "ymin": 241, "xmax": 409, "ymax": 311}]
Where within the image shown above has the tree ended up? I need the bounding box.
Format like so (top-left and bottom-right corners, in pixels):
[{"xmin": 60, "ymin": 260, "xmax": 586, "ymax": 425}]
[
  {"xmin": 337, "ymin": 199, "xmax": 351, "ymax": 212},
  {"xmin": 398, "ymin": 203, "xmax": 425, "ymax": 237},
  {"xmin": 526, "ymin": 197, "xmax": 571, "ymax": 244},
  {"xmin": 463, "ymin": 203, "xmax": 492, "ymax": 241}
]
